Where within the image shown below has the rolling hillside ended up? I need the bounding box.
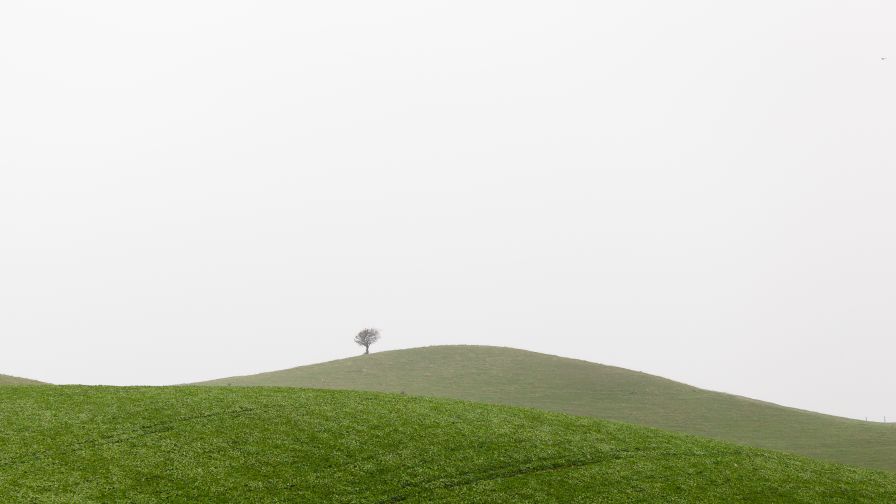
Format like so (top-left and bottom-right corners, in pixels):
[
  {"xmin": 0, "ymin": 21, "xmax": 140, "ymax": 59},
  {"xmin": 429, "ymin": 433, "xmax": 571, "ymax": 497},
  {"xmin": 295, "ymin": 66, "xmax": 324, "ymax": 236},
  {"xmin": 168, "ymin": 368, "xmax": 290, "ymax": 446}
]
[
  {"xmin": 1, "ymin": 386, "xmax": 895, "ymax": 503},
  {"xmin": 199, "ymin": 345, "xmax": 896, "ymax": 471},
  {"xmin": 0, "ymin": 374, "xmax": 43, "ymax": 385}
]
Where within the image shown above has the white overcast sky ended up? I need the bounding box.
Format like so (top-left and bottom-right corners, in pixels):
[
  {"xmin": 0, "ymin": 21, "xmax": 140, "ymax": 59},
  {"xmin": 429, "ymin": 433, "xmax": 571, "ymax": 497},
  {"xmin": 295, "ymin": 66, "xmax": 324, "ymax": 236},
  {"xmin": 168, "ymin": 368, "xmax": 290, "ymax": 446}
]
[{"xmin": 1, "ymin": 1, "xmax": 894, "ymax": 421}]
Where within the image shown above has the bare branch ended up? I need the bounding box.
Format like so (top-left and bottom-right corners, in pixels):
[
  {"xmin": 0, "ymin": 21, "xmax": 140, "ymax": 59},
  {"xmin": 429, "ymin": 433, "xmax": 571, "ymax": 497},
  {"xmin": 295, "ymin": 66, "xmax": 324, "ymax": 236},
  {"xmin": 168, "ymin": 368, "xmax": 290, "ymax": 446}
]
[{"xmin": 354, "ymin": 328, "xmax": 380, "ymax": 354}]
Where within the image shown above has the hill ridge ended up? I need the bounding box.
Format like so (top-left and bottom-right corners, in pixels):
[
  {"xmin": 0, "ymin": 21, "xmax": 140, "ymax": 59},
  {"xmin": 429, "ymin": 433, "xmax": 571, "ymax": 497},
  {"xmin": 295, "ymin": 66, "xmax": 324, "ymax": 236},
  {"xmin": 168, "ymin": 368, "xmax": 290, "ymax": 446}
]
[
  {"xmin": 0, "ymin": 373, "xmax": 44, "ymax": 385},
  {"xmin": 198, "ymin": 344, "xmax": 896, "ymax": 471},
  {"xmin": 2, "ymin": 385, "xmax": 895, "ymax": 502}
]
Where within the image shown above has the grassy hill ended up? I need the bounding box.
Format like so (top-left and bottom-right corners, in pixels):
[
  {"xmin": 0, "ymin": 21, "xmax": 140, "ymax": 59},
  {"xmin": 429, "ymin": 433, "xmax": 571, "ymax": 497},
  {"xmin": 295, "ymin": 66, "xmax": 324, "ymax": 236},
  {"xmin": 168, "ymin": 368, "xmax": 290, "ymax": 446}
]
[
  {"xmin": 199, "ymin": 345, "xmax": 896, "ymax": 472},
  {"xmin": 1, "ymin": 385, "xmax": 895, "ymax": 503},
  {"xmin": 0, "ymin": 373, "xmax": 43, "ymax": 385}
]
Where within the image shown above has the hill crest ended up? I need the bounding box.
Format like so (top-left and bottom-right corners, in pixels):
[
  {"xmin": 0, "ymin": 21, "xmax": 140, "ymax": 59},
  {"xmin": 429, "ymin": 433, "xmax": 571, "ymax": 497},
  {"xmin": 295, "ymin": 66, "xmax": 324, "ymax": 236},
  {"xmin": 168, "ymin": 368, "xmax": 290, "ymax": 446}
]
[
  {"xmin": 198, "ymin": 344, "xmax": 896, "ymax": 471},
  {"xmin": 0, "ymin": 373, "xmax": 44, "ymax": 385},
  {"xmin": 2, "ymin": 385, "xmax": 895, "ymax": 502}
]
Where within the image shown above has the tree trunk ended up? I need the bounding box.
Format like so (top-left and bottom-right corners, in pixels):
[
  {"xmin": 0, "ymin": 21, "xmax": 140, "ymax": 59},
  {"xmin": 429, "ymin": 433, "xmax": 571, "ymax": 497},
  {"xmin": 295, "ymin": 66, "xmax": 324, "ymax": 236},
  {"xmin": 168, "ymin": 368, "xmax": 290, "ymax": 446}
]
[{"xmin": 364, "ymin": 345, "xmax": 369, "ymax": 354}]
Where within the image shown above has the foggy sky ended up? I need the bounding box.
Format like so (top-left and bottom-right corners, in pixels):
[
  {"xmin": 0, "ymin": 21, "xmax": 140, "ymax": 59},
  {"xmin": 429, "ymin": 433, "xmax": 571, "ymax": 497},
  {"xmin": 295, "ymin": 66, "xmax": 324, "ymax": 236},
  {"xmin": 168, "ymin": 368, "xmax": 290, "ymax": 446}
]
[{"xmin": 1, "ymin": 1, "xmax": 894, "ymax": 421}]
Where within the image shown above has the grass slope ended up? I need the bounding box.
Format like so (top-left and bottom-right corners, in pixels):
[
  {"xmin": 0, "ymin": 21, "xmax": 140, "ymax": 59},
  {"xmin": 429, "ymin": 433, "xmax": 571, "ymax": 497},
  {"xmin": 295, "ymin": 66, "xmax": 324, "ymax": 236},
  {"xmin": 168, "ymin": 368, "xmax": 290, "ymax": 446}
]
[
  {"xmin": 0, "ymin": 374, "xmax": 43, "ymax": 385},
  {"xmin": 200, "ymin": 345, "xmax": 896, "ymax": 472},
  {"xmin": 1, "ymin": 386, "xmax": 895, "ymax": 503}
]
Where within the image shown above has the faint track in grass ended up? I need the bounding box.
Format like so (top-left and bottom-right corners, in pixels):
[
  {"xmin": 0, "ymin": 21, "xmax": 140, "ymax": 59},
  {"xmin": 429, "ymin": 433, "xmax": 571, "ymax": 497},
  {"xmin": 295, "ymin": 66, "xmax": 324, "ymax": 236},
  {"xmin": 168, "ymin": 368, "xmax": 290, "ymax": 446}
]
[
  {"xmin": 0, "ymin": 407, "xmax": 258, "ymax": 468},
  {"xmin": 375, "ymin": 448, "xmax": 748, "ymax": 503},
  {"xmin": 375, "ymin": 455, "xmax": 620, "ymax": 503}
]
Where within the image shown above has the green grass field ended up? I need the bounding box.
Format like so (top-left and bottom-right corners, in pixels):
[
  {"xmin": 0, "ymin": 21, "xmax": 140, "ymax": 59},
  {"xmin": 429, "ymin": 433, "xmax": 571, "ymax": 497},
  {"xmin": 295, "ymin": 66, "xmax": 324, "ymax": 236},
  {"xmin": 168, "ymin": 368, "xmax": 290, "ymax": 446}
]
[
  {"xmin": 1, "ymin": 385, "xmax": 895, "ymax": 503},
  {"xmin": 199, "ymin": 345, "xmax": 896, "ymax": 472},
  {"xmin": 0, "ymin": 374, "xmax": 43, "ymax": 385}
]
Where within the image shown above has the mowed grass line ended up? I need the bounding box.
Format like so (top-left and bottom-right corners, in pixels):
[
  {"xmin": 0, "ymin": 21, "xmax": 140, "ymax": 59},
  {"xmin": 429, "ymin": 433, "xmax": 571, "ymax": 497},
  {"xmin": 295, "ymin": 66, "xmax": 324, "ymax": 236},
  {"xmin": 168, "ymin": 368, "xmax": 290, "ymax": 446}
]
[
  {"xmin": 197, "ymin": 345, "xmax": 896, "ymax": 472},
  {"xmin": 1, "ymin": 386, "xmax": 895, "ymax": 503}
]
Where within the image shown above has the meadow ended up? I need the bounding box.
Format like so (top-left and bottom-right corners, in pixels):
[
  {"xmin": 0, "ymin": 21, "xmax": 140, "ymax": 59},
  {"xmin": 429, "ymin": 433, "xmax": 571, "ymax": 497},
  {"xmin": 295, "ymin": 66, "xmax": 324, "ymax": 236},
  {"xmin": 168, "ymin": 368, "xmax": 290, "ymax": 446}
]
[
  {"xmin": 200, "ymin": 345, "xmax": 896, "ymax": 471},
  {"xmin": 1, "ymin": 385, "xmax": 895, "ymax": 503}
]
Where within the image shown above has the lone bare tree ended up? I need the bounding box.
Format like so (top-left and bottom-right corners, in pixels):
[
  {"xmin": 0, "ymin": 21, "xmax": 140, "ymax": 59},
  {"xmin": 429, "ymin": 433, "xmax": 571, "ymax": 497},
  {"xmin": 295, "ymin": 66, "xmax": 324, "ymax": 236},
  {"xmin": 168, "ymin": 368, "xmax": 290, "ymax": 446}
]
[{"xmin": 354, "ymin": 328, "xmax": 380, "ymax": 355}]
